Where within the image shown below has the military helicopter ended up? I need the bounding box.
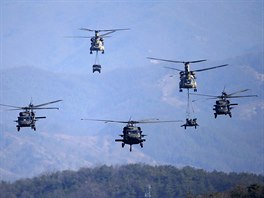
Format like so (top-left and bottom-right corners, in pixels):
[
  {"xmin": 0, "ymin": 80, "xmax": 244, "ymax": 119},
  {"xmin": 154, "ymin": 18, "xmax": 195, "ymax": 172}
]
[
  {"xmin": 81, "ymin": 118, "xmax": 182, "ymax": 152},
  {"xmin": 147, "ymin": 57, "xmax": 228, "ymax": 92},
  {"xmin": 67, "ymin": 28, "xmax": 129, "ymax": 73},
  {"xmin": 191, "ymin": 89, "xmax": 257, "ymax": 118},
  {"xmin": 0, "ymin": 99, "xmax": 62, "ymax": 131},
  {"xmin": 68, "ymin": 28, "xmax": 130, "ymax": 54}
]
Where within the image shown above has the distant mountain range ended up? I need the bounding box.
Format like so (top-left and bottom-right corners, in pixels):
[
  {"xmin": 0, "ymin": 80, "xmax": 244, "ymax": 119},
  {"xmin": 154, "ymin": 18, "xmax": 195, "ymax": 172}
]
[{"xmin": 0, "ymin": 50, "xmax": 263, "ymax": 181}]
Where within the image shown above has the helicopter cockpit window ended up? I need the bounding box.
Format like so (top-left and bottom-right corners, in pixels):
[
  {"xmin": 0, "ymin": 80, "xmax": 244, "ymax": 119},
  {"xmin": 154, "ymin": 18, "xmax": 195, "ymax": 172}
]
[{"xmin": 128, "ymin": 130, "xmax": 138, "ymax": 134}]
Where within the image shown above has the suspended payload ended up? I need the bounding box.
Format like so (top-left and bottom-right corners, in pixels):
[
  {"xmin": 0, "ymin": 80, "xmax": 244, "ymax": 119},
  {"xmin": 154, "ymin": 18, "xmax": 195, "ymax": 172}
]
[
  {"xmin": 66, "ymin": 28, "xmax": 129, "ymax": 73},
  {"xmin": 181, "ymin": 89, "xmax": 199, "ymax": 129}
]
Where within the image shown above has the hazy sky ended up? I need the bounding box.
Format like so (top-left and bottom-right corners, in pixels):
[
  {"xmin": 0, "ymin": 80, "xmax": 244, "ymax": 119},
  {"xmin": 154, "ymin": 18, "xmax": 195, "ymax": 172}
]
[
  {"xmin": 0, "ymin": 0, "xmax": 263, "ymax": 177},
  {"xmin": 1, "ymin": 1, "xmax": 263, "ymax": 73}
]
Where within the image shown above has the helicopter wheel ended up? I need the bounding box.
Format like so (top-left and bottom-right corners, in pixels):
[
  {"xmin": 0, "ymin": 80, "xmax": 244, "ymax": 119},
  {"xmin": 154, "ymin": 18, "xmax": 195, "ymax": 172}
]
[
  {"xmin": 179, "ymin": 89, "xmax": 183, "ymax": 92},
  {"xmin": 229, "ymin": 113, "xmax": 232, "ymax": 118},
  {"xmin": 130, "ymin": 145, "xmax": 132, "ymax": 152},
  {"xmin": 140, "ymin": 142, "xmax": 143, "ymax": 148},
  {"xmin": 122, "ymin": 143, "xmax": 125, "ymax": 148},
  {"xmin": 214, "ymin": 113, "xmax": 217, "ymax": 119},
  {"xmin": 194, "ymin": 89, "xmax": 197, "ymax": 92},
  {"xmin": 102, "ymin": 51, "xmax": 104, "ymax": 54},
  {"xmin": 17, "ymin": 127, "xmax": 20, "ymax": 132},
  {"xmin": 90, "ymin": 51, "xmax": 92, "ymax": 54}
]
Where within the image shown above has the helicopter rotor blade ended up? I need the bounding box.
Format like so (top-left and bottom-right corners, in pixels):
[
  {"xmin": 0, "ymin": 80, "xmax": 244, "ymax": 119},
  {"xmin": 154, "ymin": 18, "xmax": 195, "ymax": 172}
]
[
  {"xmin": 0, "ymin": 104, "xmax": 23, "ymax": 109},
  {"xmin": 135, "ymin": 120, "xmax": 183, "ymax": 124},
  {"xmin": 5, "ymin": 108, "xmax": 25, "ymax": 111},
  {"xmin": 81, "ymin": 118, "xmax": 183, "ymax": 124},
  {"xmin": 193, "ymin": 64, "xmax": 228, "ymax": 72},
  {"xmin": 81, "ymin": 118, "xmax": 128, "ymax": 124},
  {"xmin": 188, "ymin": 60, "xmax": 207, "ymax": 63},
  {"xmin": 33, "ymin": 100, "xmax": 62, "ymax": 108},
  {"xmin": 147, "ymin": 57, "xmax": 185, "ymax": 64},
  {"xmin": 98, "ymin": 28, "xmax": 130, "ymax": 32},
  {"xmin": 79, "ymin": 28, "xmax": 95, "ymax": 32},
  {"xmin": 190, "ymin": 93, "xmax": 218, "ymax": 98},
  {"xmin": 100, "ymin": 31, "xmax": 115, "ymax": 37},
  {"xmin": 225, "ymin": 95, "xmax": 258, "ymax": 99},
  {"xmin": 227, "ymin": 89, "xmax": 250, "ymax": 96},
  {"xmin": 137, "ymin": 118, "xmax": 159, "ymax": 122},
  {"xmin": 30, "ymin": 107, "xmax": 60, "ymax": 110},
  {"xmin": 65, "ymin": 36, "xmax": 93, "ymax": 38},
  {"xmin": 164, "ymin": 66, "xmax": 183, "ymax": 72},
  {"xmin": 79, "ymin": 28, "xmax": 130, "ymax": 32},
  {"xmin": 147, "ymin": 57, "xmax": 207, "ymax": 64}
]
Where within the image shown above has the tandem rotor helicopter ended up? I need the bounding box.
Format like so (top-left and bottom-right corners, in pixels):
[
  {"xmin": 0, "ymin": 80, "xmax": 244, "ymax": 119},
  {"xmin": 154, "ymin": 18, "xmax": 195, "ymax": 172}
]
[
  {"xmin": 147, "ymin": 57, "xmax": 228, "ymax": 92},
  {"xmin": 191, "ymin": 89, "xmax": 257, "ymax": 118},
  {"xmin": 67, "ymin": 28, "xmax": 129, "ymax": 73},
  {"xmin": 0, "ymin": 100, "xmax": 62, "ymax": 131},
  {"xmin": 81, "ymin": 118, "xmax": 182, "ymax": 152}
]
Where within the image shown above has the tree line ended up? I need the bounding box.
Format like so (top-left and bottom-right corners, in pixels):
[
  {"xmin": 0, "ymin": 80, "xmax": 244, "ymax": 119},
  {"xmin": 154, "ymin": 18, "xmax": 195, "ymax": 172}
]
[{"xmin": 0, "ymin": 164, "xmax": 263, "ymax": 198}]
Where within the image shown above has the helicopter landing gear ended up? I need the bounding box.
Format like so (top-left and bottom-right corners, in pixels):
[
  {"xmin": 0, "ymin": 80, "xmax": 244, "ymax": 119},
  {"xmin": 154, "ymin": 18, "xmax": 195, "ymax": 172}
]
[
  {"xmin": 90, "ymin": 51, "xmax": 92, "ymax": 54},
  {"xmin": 229, "ymin": 113, "xmax": 232, "ymax": 118},
  {"xmin": 130, "ymin": 145, "xmax": 132, "ymax": 152},
  {"xmin": 194, "ymin": 88, "xmax": 197, "ymax": 92},
  {"xmin": 140, "ymin": 142, "xmax": 143, "ymax": 148},
  {"xmin": 17, "ymin": 126, "xmax": 20, "ymax": 132},
  {"xmin": 180, "ymin": 89, "xmax": 183, "ymax": 92},
  {"xmin": 102, "ymin": 51, "xmax": 104, "ymax": 54},
  {"xmin": 122, "ymin": 143, "xmax": 125, "ymax": 148},
  {"xmin": 31, "ymin": 125, "xmax": 36, "ymax": 131},
  {"xmin": 214, "ymin": 113, "xmax": 217, "ymax": 118}
]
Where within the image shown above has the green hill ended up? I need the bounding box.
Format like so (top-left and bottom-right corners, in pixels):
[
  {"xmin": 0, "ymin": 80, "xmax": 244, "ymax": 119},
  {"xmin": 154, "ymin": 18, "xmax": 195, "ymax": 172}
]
[{"xmin": 0, "ymin": 164, "xmax": 263, "ymax": 198}]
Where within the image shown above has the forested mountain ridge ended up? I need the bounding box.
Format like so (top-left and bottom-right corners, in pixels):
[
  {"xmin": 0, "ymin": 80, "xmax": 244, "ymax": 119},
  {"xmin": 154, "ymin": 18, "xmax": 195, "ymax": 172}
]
[{"xmin": 0, "ymin": 164, "xmax": 263, "ymax": 198}]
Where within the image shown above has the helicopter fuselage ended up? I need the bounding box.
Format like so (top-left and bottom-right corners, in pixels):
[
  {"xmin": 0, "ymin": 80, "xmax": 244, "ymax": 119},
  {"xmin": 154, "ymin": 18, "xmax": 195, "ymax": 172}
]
[
  {"xmin": 15, "ymin": 111, "xmax": 46, "ymax": 131},
  {"xmin": 179, "ymin": 72, "xmax": 197, "ymax": 91},
  {"xmin": 213, "ymin": 99, "xmax": 237, "ymax": 118},
  {"xmin": 16, "ymin": 111, "xmax": 36, "ymax": 131},
  {"xmin": 90, "ymin": 37, "xmax": 104, "ymax": 53},
  {"xmin": 115, "ymin": 126, "xmax": 146, "ymax": 151}
]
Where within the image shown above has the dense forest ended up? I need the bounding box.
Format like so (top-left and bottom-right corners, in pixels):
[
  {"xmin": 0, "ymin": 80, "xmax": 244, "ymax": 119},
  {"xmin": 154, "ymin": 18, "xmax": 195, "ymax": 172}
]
[{"xmin": 0, "ymin": 164, "xmax": 263, "ymax": 198}]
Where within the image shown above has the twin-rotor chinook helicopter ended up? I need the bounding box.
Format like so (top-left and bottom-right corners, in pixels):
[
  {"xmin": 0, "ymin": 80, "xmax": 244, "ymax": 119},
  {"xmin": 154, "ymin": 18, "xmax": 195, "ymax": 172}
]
[
  {"xmin": 67, "ymin": 28, "xmax": 129, "ymax": 73},
  {"xmin": 0, "ymin": 100, "xmax": 62, "ymax": 131},
  {"xmin": 191, "ymin": 89, "xmax": 257, "ymax": 118},
  {"xmin": 147, "ymin": 57, "xmax": 228, "ymax": 92},
  {"xmin": 81, "ymin": 118, "xmax": 182, "ymax": 152}
]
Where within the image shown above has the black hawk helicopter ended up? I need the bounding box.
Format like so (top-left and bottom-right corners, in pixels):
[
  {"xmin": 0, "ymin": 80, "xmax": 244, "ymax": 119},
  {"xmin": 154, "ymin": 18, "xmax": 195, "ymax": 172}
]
[
  {"xmin": 81, "ymin": 118, "xmax": 182, "ymax": 152},
  {"xmin": 0, "ymin": 99, "xmax": 62, "ymax": 131},
  {"xmin": 147, "ymin": 57, "xmax": 228, "ymax": 92},
  {"xmin": 191, "ymin": 89, "xmax": 257, "ymax": 118}
]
